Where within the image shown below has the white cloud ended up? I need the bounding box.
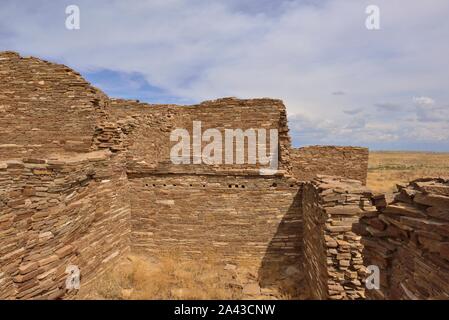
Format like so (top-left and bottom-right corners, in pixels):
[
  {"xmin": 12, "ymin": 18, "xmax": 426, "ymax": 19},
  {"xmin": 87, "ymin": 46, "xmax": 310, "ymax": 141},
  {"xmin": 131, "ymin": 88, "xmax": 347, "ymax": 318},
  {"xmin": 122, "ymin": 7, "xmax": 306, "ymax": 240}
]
[{"xmin": 413, "ymin": 96, "xmax": 435, "ymax": 106}]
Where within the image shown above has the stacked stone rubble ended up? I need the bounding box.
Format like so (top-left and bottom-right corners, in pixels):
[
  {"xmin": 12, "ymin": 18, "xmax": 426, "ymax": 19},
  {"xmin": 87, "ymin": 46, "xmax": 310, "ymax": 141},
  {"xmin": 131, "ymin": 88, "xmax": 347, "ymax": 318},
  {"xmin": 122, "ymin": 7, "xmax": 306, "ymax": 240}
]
[
  {"xmin": 359, "ymin": 178, "xmax": 449, "ymax": 299},
  {"xmin": 93, "ymin": 117, "xmax": 138, "ymax": 152}
]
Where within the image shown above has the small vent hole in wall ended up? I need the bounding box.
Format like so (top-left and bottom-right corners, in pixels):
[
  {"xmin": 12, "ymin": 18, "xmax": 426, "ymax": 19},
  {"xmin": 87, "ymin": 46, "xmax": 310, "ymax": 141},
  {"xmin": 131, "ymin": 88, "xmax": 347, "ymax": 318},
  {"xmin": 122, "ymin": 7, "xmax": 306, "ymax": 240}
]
[{"xmin": 271, "ymin": 183, "xmax": 277, "ymax": 188}]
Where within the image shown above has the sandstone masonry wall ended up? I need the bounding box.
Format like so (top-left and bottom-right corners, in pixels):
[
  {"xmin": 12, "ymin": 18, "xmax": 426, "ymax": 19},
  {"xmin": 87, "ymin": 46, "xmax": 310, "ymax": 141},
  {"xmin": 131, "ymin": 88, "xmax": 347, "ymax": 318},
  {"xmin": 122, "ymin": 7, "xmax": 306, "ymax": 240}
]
[
  {"xmin": 303, "ymin": 176, "xmax": 372, "ymax": 299},
  {"xmin": 291, "ymin": 146, "xmax": 369, "ymax": 184},
  {"xmin": 112, "ymin": 97, "xmax": 302, "ymax": 289},
  {"xmin": 109, "ymin": 98, "xmax": 292, "ymax": 175},
  {"xmin": 359, "ymin": 178, "xmax": 449, "ymax": 299},
  {"xmin": 0, "ymin": 151, "xmax": 130, "ymax": 299},
  {"xmin": 128, "ymin": 174, "xmax": 302, "ymax": 288},
  {"xmin": 0, "ymin": 51, "xmax": 109, "ymax": 160}
]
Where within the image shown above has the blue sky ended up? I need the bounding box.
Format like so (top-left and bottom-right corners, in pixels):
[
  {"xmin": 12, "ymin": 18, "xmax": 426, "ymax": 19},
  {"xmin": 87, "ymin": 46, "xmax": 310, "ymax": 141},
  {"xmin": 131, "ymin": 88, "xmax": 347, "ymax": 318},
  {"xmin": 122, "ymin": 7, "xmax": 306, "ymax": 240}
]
[{"xmin": 1, "ymin": 0, "xmax": 449, "ymax": 151}]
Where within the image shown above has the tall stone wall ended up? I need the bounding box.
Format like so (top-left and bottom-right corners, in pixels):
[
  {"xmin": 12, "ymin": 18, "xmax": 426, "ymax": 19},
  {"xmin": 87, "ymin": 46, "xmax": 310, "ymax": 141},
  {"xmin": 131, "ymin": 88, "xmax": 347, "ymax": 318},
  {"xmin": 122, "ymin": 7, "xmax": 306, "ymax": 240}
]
[
  {"xmin": 0, "ymin": 51, "xmax": 109, "ymax": 160},
  {"xmin": 0, "ymin": 151, "xmax": 130, "ymax": 299},
  {"xmin": 115, "ymin": 97, "xmax": 303, "ymax": 290},
  {"xmin": 302, "ymin": 176, "xmax": 372, "ymax": 299},
  {"xmin": 359, "ymin": 178, "xmax": 449, "ymax": 299},
  {"xmin": 290, "ymin": 146, "xmax": 369, "ymax": 184},
  {"xmin": 129, "ymin": 174, "xmax": 301, "ymax": 263}
]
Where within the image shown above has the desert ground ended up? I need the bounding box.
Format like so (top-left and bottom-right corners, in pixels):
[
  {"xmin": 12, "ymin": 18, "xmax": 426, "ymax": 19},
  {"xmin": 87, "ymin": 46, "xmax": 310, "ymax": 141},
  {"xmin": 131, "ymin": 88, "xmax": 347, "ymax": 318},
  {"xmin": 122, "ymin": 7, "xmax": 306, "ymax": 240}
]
[
  {"xmin": 367, "ymin": 151, "xmax": 449, "ymax": 193},
  {"xmin": 78, "ymin": 252, "xmax": 302, "ymax": 300}
]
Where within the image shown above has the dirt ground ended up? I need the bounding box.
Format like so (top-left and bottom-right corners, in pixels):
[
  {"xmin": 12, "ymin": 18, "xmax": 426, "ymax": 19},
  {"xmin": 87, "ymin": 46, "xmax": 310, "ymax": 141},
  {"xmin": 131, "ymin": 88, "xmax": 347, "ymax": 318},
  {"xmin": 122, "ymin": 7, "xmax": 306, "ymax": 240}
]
[{"xmin": 77, "ymin": 253, "xmax": 306, "ymax": 300}]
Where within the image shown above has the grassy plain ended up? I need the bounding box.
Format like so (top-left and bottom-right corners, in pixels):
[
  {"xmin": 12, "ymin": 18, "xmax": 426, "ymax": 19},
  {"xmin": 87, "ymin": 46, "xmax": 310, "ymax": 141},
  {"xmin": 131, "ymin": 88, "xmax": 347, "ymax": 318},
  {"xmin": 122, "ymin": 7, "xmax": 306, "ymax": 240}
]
[{"xmin": 367, "ymin": 151, "xmax": 449, "ymax": 193}]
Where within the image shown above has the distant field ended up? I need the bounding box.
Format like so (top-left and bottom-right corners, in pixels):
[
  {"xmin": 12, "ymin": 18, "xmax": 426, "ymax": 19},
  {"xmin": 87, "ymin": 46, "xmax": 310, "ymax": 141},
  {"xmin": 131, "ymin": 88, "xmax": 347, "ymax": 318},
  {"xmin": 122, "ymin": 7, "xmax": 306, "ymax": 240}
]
[{"xmin": 367, "ymin": 151, "xmax": 449, "ymax": 193}]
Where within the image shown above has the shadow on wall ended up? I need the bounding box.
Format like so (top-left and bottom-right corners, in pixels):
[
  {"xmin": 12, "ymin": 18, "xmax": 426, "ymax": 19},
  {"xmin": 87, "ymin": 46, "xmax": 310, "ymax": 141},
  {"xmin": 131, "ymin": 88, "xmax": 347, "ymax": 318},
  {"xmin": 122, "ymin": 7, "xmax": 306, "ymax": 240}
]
[{"xmin": 258, "ymin": 189, "xmax": 308, "ymax": 299}]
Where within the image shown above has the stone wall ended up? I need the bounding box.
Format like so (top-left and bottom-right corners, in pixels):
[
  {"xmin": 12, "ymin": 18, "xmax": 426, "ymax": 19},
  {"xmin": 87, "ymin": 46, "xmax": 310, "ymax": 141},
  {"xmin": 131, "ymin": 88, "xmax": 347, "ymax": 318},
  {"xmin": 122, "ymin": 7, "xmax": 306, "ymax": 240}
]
[
  {"xmin": 128, "ymin": 174, "xmax": 302, "ymax": 280},
  {"xmin": 109, "ymin": 98, "xmax": 292, "ymax": 175},
  {"xmin": 359, "ymin": 178, "xmax": 449, "ymax": 299},
  {"xmin": 302, "ymin": 176, "xmax": 372, "ymax": 299},
  {"xmin": 0, "ymin": 151, "xmax": 130, "ymax": 299},
  {"xmin": 290, "ymin": 146, "xmax": 369, "ymax": 184},
  {"xmin": 0, "ymin": 51, "xmax": 109, "ymax": 160},
  {"xmin": 109, "ymin": 96, "xmax": 305, "ymax": 290},
  {"xmin": 0, "ymin": 51, "xmax": 380, "ymax": 300}
]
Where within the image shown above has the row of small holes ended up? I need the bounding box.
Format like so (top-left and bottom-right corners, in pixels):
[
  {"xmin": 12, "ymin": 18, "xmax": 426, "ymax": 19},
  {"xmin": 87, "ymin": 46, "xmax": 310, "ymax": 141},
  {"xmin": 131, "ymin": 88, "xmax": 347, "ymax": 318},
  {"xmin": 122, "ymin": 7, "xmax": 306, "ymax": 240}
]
[
  {"xmin": 228, "ymin": 184, "xmax": 245, "ymax": 188},
  {"xmin": 144, "ymin": 183, "xmax": 296, "ymax": 188},
  {"xmin": 145, "ymin": 183, "xmax": 207, "ymax": 187}
]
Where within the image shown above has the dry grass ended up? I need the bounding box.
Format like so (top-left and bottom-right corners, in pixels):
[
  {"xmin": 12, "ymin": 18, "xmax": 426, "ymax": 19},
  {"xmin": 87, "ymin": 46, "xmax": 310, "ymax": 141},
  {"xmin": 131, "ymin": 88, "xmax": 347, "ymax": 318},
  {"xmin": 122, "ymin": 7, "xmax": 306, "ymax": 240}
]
[
  {"xmin": 78, "ymin": 252, "xmax": 298, "ymax": 300},
  {"xmin": 367, "ymin": 151, "xmax": 449, "ymax": 193},
  {"xmin": 78, "ymin": 253, "xmax": 244, "ymax": 300}
]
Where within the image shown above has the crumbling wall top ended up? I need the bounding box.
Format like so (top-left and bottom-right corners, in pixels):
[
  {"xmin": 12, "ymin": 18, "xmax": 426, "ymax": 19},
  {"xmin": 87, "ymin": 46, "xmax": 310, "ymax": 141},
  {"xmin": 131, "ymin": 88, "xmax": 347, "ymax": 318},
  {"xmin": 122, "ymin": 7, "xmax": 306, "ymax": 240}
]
[{"xmin": 0, "ymin": 51, "xmax": 109, "ymax": 160}]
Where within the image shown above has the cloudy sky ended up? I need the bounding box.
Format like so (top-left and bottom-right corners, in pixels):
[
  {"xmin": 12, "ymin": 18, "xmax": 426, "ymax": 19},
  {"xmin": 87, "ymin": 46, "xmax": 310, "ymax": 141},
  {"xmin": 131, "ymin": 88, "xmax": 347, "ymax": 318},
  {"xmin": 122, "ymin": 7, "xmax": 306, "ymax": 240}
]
[{"xmin": 1, "ymin": 0, "xmax": 448, "ymax": 151}]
